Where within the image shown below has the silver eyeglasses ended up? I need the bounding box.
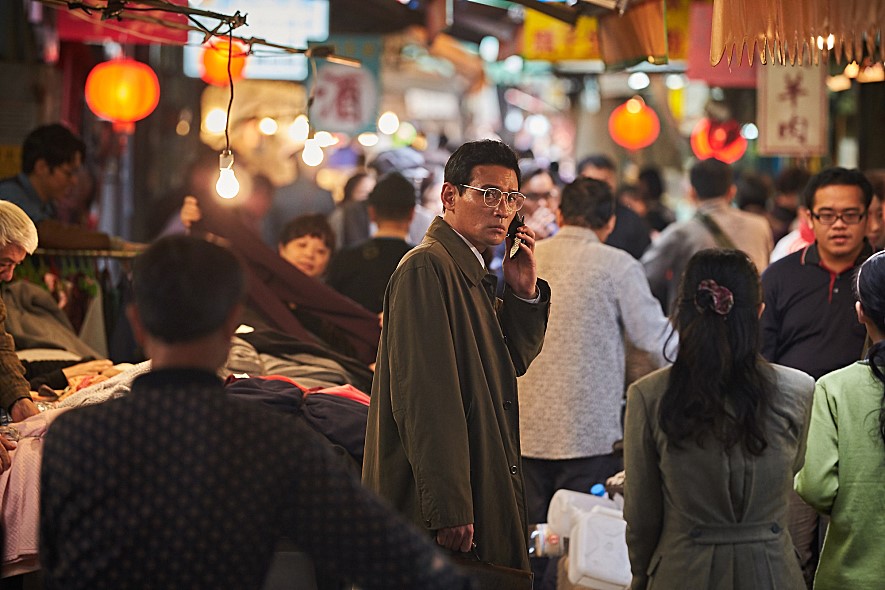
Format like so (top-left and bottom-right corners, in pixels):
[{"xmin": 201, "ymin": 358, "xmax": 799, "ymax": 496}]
[{"xmin": 460, "ymin": 184, "xmax": 526, "ymax": 212}]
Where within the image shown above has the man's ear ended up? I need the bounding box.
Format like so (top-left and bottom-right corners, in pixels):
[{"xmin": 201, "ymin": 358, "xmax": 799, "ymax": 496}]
[
  {"xmin": 32, "ymin": 158, "xmax": 50, "ymax": 177},
  {"xmin": 367, "ymin": 205, "xmax": 378, "ymax": 224},
  {"xmin": 726, "ymin": 184, "xmax": 738, "ymax": 203},
  {"xmin": 441, "ymin": 182, "xmax": 459, "ymax": 211}
]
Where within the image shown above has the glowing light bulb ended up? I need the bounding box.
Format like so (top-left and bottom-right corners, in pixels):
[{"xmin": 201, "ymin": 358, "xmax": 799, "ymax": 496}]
[
  {"xmin": 314, "ymin": 130, "xmax": 337, "ymax": 147},
  {"xmin": 358, "ymin": 132, "xmax": 379, "ymax": 147},
  {"xmin": 741, "ymin": 123, "xmax": 759, "ymax": 140},
  {"xmin": 288, "ymin": 115, "xmax": 310, "ymax": 142},
  {"xmin": 626, "ymin": 98, "xmax": 643, "ymax": 114},
  {"xmin": 627, "ymin": 72, "xmax": 650, "ymax": 90},
  {"xmin": 259, "ymin": 117, "xmax": 278, "ymax": 135},
  {"xmin": 378, "ymin": 111, "xmax": 400, "ymax": 135},
  {"xmin": 215, "ymin": 150, "xmax": 240, "ymax": 199},
  {"xmin": 205, "ymin": 108, "xmax": 227, "ymax": 133},
  {"xmin": 302, "ymin": 139, "xmax": 324, "ymax": 167}
]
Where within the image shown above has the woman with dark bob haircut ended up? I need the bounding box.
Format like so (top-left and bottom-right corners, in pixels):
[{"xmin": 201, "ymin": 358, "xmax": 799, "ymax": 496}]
[
  {"xmin": 624, "ymin": 249, "xmax": 813, "ymax": 590},
  {"xmin": 796, "ymin": 249, "xmax": 885, "ymax": 589}
]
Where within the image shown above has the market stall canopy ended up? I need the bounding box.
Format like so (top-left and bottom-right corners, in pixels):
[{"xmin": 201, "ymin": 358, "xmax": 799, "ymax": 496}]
[{"xmin": 711, "ymin": 0, "xmax": 885, "ymax": 66}]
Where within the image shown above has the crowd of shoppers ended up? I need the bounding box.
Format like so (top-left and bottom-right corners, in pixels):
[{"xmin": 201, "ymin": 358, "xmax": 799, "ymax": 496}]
[{"xmin": 2, "ymin": 119, "xmax": 885, "ymax": 590}]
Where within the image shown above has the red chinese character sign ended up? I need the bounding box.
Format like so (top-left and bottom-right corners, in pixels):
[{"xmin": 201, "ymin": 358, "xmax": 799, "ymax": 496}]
[
  {"xmin": 308, "ymin": 36, "xmax": 381, "ymax": 135},
  {"xmin": 758, "ymin": 65, "xmax": 827, "ymax": 156}
]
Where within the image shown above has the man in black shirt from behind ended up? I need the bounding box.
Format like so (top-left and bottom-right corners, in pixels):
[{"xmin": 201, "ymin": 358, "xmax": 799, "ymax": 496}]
[
  {"xmin": 39, "ymin": 235, "xmax": 473, "ymax": 590},
  {"xmin": 326, "ymin": 172, "xmax": 416, "ymax": 315}
]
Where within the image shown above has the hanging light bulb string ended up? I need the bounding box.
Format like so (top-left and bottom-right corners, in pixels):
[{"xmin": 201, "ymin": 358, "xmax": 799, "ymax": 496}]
[
  {"xmin": 215, "ymin": 23, "xmax": 240, "ymax": 199},
  {"xmin": 224, "ymin": 24, "xmax": 234, "ymax": 155}
]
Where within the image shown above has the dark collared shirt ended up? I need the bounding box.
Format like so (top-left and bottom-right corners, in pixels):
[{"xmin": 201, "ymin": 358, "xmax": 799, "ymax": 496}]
[
  {"xmin": 761, "ymin": 241, "xmax": 872, "ymax": 379},
  {"xmin": 40, "ymin": 368, "xmax": 474, "ymax": 590}
]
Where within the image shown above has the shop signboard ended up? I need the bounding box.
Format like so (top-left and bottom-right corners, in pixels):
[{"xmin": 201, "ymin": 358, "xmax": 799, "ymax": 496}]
[
  {"xmin": 758, "ymin": 64, "xmax": 828, "ymax": 156},
  {"xmin": 522, "ymin": 10, "xmax": 600, "ymax": 62},
  {"xmin": 308, "ymin": 35, "xmax": 382, "ymax": 135},
  {"xmin": 57, "ymin": 1, "xmax": 188, "ymax": 44}
]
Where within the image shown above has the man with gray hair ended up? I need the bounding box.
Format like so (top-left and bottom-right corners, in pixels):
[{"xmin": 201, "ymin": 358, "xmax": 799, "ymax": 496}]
[
  {"xmin": 0, "ymin": 202, "xmax": 40, "ymax": 421},
  {"xmin": 0, "ymin": 202, "xmax": 41, "ymax": 475}
]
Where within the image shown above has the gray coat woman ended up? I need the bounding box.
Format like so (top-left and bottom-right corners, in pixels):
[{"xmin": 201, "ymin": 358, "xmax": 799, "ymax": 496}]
[{"xmin": 623, "ymin": 249, "xmax": 813, "ymax": 590}]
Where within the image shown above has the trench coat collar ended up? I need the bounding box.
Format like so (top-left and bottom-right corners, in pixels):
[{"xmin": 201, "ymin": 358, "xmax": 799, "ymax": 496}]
[{"xmin": 424, "ymin": 216, "xmax": 488, "ymax": 288}]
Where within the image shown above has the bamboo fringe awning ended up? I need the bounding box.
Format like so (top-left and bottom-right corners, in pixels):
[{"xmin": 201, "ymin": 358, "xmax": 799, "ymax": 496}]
[{"xmin": 711, "ymin": 0, "xmax": 884, "ymax": 66}]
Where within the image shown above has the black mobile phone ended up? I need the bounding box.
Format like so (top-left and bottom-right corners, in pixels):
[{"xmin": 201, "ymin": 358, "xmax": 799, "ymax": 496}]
[{"xmin": 506, "ymin": 214, "xmax": 524, "ymax": 259}]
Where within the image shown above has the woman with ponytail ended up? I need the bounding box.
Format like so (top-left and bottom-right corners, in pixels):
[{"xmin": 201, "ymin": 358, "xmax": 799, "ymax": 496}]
[
  {"xmin": 624, "ymin": 249, "xmax": 813, "ymax": 590},
  {"xmin": 796, "ymin": 249, "xmax": 885, "ymax": 589}
]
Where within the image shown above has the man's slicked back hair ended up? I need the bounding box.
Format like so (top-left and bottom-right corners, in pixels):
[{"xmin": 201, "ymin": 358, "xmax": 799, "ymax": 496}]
[{"xmin": 444, "ymin": 140, "xmax": 521, "ymax": 189}]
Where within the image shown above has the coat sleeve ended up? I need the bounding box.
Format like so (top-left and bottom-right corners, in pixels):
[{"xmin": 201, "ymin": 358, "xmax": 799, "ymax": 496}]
[
  {"xmin": 386, "ymin": 264, "xmax": 474, "ymax": 529},
  {"xmin": 623, "ymin": 381, "xmax": 663, "ymax": 590},
  {"xmin": 0, "ymin": 296, "xmax": 31, "ymax": 411},
  {"xmin": 500, "ymin": 278, "xmax": 550, "ymax": 376},
  {"xmin": 618, "ymin": 259, "xmax": 676, "ymax": 366},
  {"xmin": 794, "ymin": 379, "xmax": 839, "ymax": 515}
]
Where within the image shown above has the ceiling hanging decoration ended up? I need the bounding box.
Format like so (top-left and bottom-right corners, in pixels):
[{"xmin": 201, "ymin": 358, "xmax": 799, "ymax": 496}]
[
  {"xmin": 711, "ymin": 0, "xmax": 885, "ymax": 66},
  {"xmin": 690, "ymin": 118, "xmax": 748, "ymax": 164},
  {"xmin": 85, "ymin": 58, "xmax": 160, "ymax": 134},
  {"xmin": 201, "ymin": 38, "xmax": 248, "ymax": 86},
  {"xmin": 608, "ymin": 97, "xmax": 660, "ymax": 150}
]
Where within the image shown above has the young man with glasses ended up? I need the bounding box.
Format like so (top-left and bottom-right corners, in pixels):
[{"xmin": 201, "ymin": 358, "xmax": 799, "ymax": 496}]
[
  {"xmin": 0, "ymin": 124, "xmax": 140, "ymax": 250},
  {"xmin": 364, "ymin": 139, "xmax": 551, "ymax": 573},
  {"xmin": 760, "ymin": 166, "xmax": 875, "ymax": 587}
]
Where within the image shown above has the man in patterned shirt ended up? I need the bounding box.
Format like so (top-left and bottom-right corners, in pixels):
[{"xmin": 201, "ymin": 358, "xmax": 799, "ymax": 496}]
[{"xmin": 39, "ymin": 235, "xmax": 474, "ymax": 590}]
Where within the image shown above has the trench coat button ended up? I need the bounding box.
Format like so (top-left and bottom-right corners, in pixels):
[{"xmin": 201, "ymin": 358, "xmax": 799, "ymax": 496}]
[
  {"xmin": 771, "ymin": 523, "xmax": 781, "ymax": 533},
  {"xmin": 504, "ymin": 400, "xmax": 512, "ymax": 410},
  {"xmin": 689, "ymin": 529, "xmax": 701, "ymax": 539},
  {"xmin": 425, "ymin": 519, "xmax": 432, "ymax": 527},
  {"xmin": 510, "ymin": 465, "xmax": 518, "ymax": 475}
]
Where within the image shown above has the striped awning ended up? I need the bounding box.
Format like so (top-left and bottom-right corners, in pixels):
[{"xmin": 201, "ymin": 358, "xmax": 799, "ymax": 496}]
[{"xmin": 711, "ymin": 0, "xmax": 884, "ymax": 66}]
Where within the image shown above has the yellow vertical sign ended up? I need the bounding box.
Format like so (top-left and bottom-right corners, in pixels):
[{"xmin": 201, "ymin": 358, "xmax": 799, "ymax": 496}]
[
  {"xmin": 0, "ymin": 146, "xmax": 21, "ymax": 179},
  {"xmin": 666, "ymin": 0, "xmax": 691, "ymax": 61},
  {"xmin": 522, "ymin": 10, "xmax": 600, "ymax": 62}
]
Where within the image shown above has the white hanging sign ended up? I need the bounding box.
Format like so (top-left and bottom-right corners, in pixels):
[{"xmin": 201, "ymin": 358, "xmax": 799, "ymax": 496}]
[{"xmin": 758, "ymin": 64, "xmax": 828, "ymax": 156}]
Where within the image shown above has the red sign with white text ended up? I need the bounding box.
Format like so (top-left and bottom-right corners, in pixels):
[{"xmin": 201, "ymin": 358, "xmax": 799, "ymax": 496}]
[{"xmin": 57, "ymin": 1, "xmax": 188, "ymax": 45}]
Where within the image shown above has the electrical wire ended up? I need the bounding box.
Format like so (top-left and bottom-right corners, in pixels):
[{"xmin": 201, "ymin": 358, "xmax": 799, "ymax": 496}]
[{"xmin": 224, "ymin": 24, "xmax": 234, "ymax": 153}]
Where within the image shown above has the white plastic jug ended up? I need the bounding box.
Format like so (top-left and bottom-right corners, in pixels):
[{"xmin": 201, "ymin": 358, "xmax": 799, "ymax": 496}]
[
  {"xmin": 568, "ymin": 505, "xmax": 632, "ymax": 590},
  {"xmin": 546, "ymin": 489, "xmax": 620, "ymax": 536}
]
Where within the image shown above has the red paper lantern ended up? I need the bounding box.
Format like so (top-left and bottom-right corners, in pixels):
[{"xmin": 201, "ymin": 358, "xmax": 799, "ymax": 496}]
[
  {"xmin": 85, "ymin": 58, "xmax": 160, "ymax": 134},
  {"xmin": 690, "ymin": 118, "xmax": 747, "ymax": 164},
  {"xmin": 201, "ymin": 39, "xmax": 247, "ymax": 86},
  {"xmin": 608, "ymin": 98, "xmax": 660, "ymax": 150}
]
